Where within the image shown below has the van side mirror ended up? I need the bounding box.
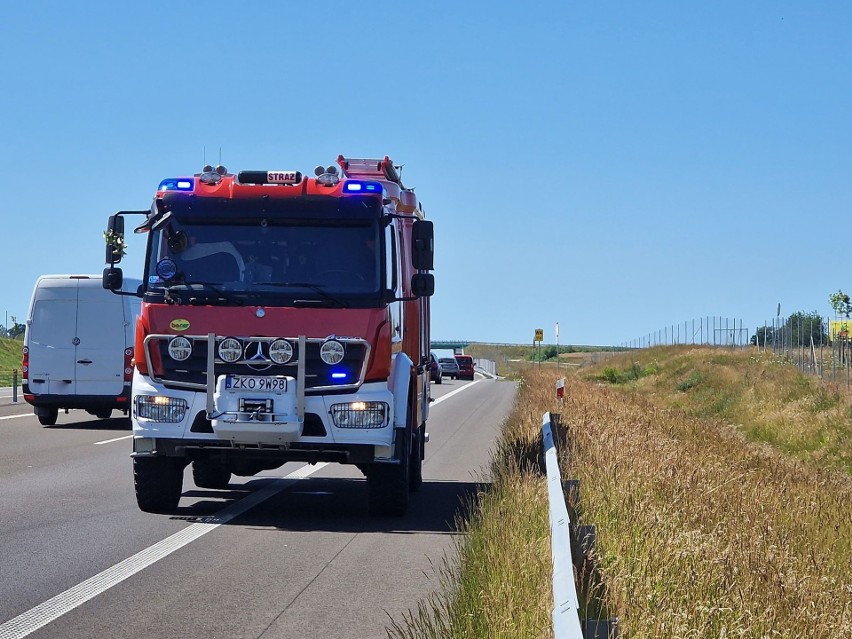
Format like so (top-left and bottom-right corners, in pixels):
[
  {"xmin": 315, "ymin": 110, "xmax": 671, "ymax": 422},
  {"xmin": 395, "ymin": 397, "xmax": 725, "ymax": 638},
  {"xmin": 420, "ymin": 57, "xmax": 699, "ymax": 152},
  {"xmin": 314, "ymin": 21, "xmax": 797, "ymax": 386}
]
[
  {"xmin": 411, "ymin": 220, "xmax": 434, "ymax": 271},
  {"xmin": 104, "ymin": 214, "xmax": 126, "ymax": 265},
  {"xmin": 411, "ymin": 273, "xmax": 434, "ymax": 297},
  {"xmin": 103, "ymin": 267, "xmax": 123, "ymax": 291}
]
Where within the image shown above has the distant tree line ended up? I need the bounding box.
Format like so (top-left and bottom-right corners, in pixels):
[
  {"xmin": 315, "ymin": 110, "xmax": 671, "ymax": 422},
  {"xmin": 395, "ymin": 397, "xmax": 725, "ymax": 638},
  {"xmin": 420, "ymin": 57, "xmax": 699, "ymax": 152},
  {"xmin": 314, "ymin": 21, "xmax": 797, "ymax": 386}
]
[
  {"xmin": 529, "ymin": 345, "xmax": 585, "ymax": 362},
  {"xmin": 1, "ymin": 316, "xmax": 25, "ymax": 339},
  {"xmin": 751, "ymin": 311, "xmax": 827, "ymax": 347}
]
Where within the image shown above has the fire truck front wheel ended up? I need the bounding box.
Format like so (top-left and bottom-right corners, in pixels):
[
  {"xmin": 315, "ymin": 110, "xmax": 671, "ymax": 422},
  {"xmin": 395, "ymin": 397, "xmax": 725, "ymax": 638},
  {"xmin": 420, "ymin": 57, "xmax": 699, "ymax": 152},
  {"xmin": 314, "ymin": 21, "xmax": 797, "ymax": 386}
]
[
  {"xmin": 133, "ymin": 457, "xmax": 185, "ymax": 513},
  {"xmin": 192, "ymin": 460, "xmax": 232, "ymax": 489},
  {"xmin": 367, "ymin": 429, "xmax": 411, "ymax": 517}
]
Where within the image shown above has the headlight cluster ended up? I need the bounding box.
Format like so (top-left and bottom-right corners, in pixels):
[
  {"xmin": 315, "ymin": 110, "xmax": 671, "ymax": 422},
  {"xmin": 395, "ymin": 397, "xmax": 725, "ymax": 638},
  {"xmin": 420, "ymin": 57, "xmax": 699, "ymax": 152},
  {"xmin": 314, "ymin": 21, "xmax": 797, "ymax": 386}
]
[
  {"xmin": 135, "ymin": 395, "xmax": 187, "ymax": 422},
  {"xmin": 330, "ymin": 401, "xmax": 388, "ymax": 429},
  {"xmin": 165, "ymin": 336, "xmax": 346, "ymax": 367}
]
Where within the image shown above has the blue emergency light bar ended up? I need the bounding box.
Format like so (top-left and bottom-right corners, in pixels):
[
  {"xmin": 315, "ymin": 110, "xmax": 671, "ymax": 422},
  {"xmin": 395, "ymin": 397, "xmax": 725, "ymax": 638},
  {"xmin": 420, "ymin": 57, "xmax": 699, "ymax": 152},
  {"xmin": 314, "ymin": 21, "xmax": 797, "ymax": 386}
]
[
  {"xmin": 158, "ymin": 178, "xmax": 195, "ymax": 192},
  {"xmin": 343, "ymin": 180, "xmax": 382, "ymax": 194}
]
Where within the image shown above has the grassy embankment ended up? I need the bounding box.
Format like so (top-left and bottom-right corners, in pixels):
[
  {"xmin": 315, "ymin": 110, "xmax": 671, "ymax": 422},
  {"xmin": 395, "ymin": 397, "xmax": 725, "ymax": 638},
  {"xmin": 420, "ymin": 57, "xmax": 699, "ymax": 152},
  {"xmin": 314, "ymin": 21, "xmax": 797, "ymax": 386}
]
[
  {"xmin": 389, "ymin": 346, "xmax": 852, "ymax": 638},
  {"xmin": 0, "ymin": 336, "xmax": 23, "ymax": 386}
]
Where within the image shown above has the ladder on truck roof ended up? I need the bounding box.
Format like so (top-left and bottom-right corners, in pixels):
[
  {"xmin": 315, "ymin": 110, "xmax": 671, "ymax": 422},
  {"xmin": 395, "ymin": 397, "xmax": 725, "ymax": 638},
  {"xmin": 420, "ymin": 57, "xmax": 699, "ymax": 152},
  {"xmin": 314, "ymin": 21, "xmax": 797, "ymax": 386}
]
[{"xmin": 337, "ymin": 155, "xmax": 405, "ymax": 188}]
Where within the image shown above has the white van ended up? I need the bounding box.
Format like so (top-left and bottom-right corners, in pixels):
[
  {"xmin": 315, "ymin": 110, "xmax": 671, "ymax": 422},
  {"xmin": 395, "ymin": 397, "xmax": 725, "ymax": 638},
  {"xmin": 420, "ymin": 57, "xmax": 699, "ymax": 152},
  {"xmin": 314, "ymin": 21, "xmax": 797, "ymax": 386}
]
[{"xmin": 22, "ymin": 275, "xmax": 141, "ymax": 425}]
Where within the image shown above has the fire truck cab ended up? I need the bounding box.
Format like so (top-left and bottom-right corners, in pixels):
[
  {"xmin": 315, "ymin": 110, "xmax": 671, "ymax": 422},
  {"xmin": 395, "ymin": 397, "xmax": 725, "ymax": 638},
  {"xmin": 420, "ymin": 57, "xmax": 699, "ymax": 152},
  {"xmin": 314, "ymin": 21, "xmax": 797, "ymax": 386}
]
[{"xmin": 103, "ymin": 155, "xmax": 434, "ymax": 516}]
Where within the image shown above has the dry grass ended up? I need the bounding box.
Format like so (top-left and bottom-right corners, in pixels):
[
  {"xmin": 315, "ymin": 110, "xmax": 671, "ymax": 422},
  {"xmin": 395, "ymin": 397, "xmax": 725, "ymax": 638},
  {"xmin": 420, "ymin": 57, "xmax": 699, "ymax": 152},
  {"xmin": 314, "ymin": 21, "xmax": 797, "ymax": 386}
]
[
  {"xmin": 388, "ymin": 349, "xmax": 852, "ymax": 638},
  {"xmin": 588, "ymin": 346, "xmax": 852, "ymax": 474},
  {"xmin": 386, "ymin": 452, "xmax": 552, "ymax": 638},
  {"xmin": 563, "ymin": 375, "xmax": 852, "ymax": 637}
]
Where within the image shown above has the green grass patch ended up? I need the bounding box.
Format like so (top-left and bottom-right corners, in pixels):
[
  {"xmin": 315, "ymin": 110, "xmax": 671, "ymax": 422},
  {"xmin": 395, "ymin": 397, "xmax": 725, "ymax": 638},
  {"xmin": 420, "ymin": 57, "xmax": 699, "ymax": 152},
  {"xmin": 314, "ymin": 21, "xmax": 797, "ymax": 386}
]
[
  {"xmin": 0, "ymin": 336, "xmax": 23, "ymax": 386},
  {"xmin": 600, "ymin": 361, "xmax": 657, "ymax": 384},
  {"xmin": 675, "ymin": 371, "xmax": 702, "ymax": 392},
  {"xmin": 583, "ymin": 346, "xmax": 852, "ymax": 475}
]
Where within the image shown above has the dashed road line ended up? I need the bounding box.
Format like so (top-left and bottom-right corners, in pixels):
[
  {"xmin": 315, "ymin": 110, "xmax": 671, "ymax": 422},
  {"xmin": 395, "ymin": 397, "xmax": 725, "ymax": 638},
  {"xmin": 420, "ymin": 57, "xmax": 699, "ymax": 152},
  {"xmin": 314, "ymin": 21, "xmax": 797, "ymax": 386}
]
[{"xmin": 0, "ymin": 463, "xmax": 326, "ymax": 639}]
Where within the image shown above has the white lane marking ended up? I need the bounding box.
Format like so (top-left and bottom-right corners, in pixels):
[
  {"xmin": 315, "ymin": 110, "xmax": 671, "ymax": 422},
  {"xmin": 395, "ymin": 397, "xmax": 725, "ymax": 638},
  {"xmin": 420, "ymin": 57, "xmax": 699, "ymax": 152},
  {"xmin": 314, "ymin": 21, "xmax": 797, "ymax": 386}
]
[
  {"xmin": 93, "ymin": 435, "xmax": 133, "ymax": 445},
  {"xmin": 431, "ymin": 379, "xmax": 482, "ymax": 407},
  {"xmin": 0, "ymin": 414, "xmax": 29, "ymax": 421},
  {"xmin": 0, "ymin": 463, "xmax": 327, "ymax": 639}
]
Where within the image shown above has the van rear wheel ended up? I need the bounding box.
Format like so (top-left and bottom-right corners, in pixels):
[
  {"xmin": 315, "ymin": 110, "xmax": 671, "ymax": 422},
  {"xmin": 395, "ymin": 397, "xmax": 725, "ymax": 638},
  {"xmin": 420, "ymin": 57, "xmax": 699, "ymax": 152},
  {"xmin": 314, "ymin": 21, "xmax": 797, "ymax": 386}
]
[{"xmin": 37, "ymin": 408, "xmax": 58, "ymax": 426}]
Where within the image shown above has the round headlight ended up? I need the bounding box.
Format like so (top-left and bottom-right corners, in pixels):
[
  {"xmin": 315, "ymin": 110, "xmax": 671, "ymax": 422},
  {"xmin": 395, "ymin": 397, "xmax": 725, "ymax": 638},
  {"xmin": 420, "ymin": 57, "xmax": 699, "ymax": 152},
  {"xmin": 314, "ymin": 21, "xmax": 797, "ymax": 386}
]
[
  {"xmin": 168, "ymin": 336, "xmax": 192, "ymax": 361},
  {"xmin": 218, "ymin": 337, "xmax": 243, "ymax": 363},
  {"xmin": 320, "ymin": 339, "xmax": 345, "ymax": 365},
  {"xmin": 269, "ymin": 339, "xmax": 293, "ymax": 364}
]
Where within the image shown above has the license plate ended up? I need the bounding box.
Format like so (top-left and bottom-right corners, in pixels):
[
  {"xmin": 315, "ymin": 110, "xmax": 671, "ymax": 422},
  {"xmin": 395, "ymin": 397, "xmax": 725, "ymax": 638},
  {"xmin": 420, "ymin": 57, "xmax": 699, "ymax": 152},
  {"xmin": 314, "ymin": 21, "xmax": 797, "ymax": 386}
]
[{"xmin": 225, "ymin": 375, "xmax": 288, "ymax": 391}]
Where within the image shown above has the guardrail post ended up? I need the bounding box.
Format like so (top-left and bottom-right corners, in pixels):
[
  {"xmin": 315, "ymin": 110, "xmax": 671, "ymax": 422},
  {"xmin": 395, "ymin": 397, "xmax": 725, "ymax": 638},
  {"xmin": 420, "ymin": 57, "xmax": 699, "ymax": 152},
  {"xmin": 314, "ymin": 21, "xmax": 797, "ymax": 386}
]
[
  {"xmin": 585, "ymin": 617, "xmax": 619, "ymax": 639},
  {"xmin": 13, "ymin": 369, "xmax": 18, "ymax": 403},
  {"xmin": 575, "ymin": 524, "xmax": 596, "ymax": 556}
]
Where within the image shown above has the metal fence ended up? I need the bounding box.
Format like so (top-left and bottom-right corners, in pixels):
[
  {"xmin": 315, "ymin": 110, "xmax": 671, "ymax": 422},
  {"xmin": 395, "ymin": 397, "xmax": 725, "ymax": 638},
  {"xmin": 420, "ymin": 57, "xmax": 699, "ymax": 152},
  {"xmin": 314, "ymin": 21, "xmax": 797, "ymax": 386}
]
[
  {"xmin": 754, "ymin": 315, "xmax": 852, "ymax": 388},
  {"xmin": 619, "ymin": 317, "xmax": 750, "ymax": 349},
  {"xmin": 617, "ymin": 314, "xmax": 851, "ymax": 389}
]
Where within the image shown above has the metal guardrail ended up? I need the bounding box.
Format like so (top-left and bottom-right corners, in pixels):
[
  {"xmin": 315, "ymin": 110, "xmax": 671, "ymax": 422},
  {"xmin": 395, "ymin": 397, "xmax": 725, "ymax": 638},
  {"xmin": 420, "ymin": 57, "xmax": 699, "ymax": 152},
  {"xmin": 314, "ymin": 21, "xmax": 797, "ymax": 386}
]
[
  {"xmin": 473, "ymin": 358, "xmax": 497, "ymax": 378},
  {"xmin": 542, "ymin": 411, "xmax": 584, "ymax": 638}
]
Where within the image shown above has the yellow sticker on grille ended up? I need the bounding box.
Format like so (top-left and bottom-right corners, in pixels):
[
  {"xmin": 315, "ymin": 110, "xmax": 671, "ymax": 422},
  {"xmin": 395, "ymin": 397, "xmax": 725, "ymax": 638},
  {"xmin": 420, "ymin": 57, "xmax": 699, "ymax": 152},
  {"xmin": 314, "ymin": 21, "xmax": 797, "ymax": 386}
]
[{"xmin": 170, "ymin": 319, "xmax": 191, "ymax": 331}]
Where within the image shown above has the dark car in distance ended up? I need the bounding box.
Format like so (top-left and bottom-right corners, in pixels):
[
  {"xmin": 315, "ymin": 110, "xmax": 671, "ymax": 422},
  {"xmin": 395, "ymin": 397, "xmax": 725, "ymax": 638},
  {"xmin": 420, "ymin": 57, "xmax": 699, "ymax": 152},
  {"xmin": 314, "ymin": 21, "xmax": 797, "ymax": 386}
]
[
  {"xmin": 455, "ymin": 355, "xmax": 475, "ymax": 380},
  {"xmin": 429, "ymin": 352, "xmax": 442, "ymax": 384},
  {"xmin": 438, "ymin": 357, "xmax": 460, "ymax": 380}
]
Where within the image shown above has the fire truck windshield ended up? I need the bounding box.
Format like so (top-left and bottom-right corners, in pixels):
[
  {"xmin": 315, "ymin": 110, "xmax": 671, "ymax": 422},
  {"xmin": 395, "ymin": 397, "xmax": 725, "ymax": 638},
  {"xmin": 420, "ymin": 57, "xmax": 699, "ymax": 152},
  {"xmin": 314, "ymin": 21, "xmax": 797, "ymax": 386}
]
[{"xmin": 145, "ymin": 216, "xmax": 383, "ymax": 306}]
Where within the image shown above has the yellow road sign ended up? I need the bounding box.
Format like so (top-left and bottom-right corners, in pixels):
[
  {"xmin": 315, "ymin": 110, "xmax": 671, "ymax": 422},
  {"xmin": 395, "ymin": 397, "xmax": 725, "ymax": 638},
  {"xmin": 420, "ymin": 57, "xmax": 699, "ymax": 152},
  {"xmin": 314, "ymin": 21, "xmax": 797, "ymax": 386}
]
[{"xmin": 534, "ymin": 328, "xmax": 544, "ymax": 342}]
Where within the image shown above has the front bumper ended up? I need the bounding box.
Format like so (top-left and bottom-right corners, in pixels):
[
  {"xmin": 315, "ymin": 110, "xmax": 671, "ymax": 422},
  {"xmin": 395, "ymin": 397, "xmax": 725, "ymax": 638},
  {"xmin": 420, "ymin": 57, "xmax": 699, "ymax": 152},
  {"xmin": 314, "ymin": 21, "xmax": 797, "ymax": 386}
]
[{"xmin": 131, "ymin": 370, "xmax": 397, "ymax": 458}]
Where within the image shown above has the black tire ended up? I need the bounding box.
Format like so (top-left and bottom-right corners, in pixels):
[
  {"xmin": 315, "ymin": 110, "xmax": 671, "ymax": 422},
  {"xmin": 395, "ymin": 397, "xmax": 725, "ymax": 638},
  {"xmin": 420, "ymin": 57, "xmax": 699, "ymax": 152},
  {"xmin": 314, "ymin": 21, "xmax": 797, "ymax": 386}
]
[
  {"xmin": 37, "ymin": 408, "xmax": 58, "ymax": 426},
  {"xmin": 368, "ymin": 428, "xmax": 411, "ymax": 517},
  {"xmin": 133, "ymin": 457, "xmax": 185, "ymax": 513},
  {"xmin": 95, "ymin": 409, "xmax": 112, "ymax": 419},
  {"xmin": 409, "ymin": 426, "xmax": 423, "ymax": 492},
  {"xmin": 434, "ymin": 375, "xmax": 442, "ymax": 385},
  {"xmin": 192, "ymin": 460, "xmax": 232, "ymax": 489}
]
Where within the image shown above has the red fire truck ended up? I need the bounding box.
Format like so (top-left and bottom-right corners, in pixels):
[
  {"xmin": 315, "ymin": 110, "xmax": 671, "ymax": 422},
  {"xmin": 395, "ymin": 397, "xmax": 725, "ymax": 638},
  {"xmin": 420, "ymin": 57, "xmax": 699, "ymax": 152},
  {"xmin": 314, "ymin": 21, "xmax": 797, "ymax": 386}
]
[{"xmin": 102, "ymin": 156, "xmax": 434, "ymax": 516}]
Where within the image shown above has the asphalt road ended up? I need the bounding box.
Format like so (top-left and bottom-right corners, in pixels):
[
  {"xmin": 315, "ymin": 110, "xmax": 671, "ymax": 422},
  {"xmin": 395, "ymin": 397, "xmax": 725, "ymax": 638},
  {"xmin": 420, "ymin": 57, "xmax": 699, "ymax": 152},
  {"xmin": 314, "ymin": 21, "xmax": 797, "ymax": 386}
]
[{"xmin": 0, "ymin": 376, "xmax": 516, "ymax": 639}]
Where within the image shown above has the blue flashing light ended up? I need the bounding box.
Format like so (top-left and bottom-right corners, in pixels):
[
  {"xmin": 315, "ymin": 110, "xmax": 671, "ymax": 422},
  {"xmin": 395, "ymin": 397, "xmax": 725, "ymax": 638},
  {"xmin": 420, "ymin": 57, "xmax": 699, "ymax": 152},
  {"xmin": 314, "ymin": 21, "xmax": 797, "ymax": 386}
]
[
  {"xmin": 158, "ymin": 178, "xmax": 195, "ymax": 192},
  {"xmin": 331, "ymin": 371, "xmax": 348, "ymax": 380},
  {"xmin": 343, "ymin": 180, "xmax": 382, "ymax": 194}
]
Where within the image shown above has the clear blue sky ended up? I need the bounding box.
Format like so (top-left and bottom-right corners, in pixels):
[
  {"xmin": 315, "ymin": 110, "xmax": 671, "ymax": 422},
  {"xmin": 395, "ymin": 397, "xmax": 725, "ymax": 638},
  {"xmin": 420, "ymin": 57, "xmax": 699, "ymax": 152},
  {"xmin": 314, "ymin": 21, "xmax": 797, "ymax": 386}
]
[{"xmin": 1, "ymin": 1, "xmax": 850, "ymax": 346}]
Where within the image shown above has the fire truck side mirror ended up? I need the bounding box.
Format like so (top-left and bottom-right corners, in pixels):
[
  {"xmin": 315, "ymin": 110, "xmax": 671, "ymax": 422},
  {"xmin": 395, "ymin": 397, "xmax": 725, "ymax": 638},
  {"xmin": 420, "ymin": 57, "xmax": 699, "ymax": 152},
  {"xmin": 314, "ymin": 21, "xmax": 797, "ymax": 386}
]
[
  {"xmin": 103, "ymin": 266, "xmax": 124, "ymax": 291},
  {"xmin": 411, "ymin": 273, "xmax": 435, "ymax": 298},
  {"xmin": 105, "ymin": 215, "xmax": 125, "ymax": 265},
  {"xmin": 411, "ymin": 220, "xmax": 434, "ymax": 271}
]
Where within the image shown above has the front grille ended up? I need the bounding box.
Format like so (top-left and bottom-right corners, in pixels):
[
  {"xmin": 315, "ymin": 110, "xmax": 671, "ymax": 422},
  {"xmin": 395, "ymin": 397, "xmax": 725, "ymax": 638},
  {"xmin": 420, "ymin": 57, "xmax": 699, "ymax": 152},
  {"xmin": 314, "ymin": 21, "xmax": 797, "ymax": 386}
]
[{"xmin": 147, "ymin": 334, "xmax": 369, "ymax": 392}]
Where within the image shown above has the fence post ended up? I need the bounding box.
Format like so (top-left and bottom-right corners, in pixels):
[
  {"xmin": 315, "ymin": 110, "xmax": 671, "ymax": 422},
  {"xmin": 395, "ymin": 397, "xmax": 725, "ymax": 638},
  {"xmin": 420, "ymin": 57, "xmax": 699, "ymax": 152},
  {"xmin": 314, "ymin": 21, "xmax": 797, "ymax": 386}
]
[{"xmin": 13, "ymin": 369, "xmax": 18, "ymax": 403}]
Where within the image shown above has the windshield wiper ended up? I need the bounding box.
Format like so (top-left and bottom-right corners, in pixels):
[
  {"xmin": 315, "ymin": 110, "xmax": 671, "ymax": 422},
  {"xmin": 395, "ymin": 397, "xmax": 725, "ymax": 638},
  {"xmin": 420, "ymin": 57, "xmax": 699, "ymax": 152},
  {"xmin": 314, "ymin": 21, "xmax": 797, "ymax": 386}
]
[
  {"xmin": 163, "ymin": 282, "xmax": 244, "ymax": 306},
  {"xmin": 261, "ymin": 282, "xmax": 350, "ymax": 308}
]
